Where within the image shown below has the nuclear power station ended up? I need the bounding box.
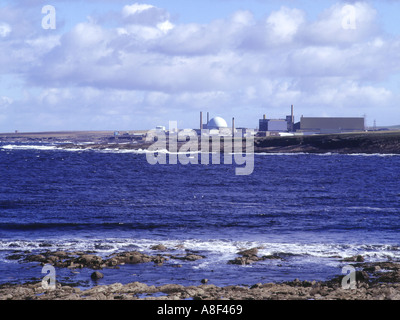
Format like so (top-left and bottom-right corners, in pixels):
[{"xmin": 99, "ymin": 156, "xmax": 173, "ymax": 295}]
[
  {"xmin": 193, "ymin": 105, "xmax": 366, "ymax": 137},
  {"xmin": 153, "ymin": 105, "xmax": 366, "ymax": 138}
]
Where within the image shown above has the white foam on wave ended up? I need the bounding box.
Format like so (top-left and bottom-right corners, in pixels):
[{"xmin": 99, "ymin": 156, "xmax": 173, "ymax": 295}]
[
  {"xmin": 2, "ymin": 144, "xmax": 59, "ymax": 151},
  {"xmin": 347, "ymin": 153, "xmax": 400, "ymax": 157},
  {"xmin": 348, "ymin": 206, "xmax": 399, "ymax": 212},
  {"xmin": 256, "ymin": 152, "xmax": 400, "ymax": 157},
  {"xmin": 3, "ymin": 144, "xmax": 398, "ymax": 158},
  {"xmin": 0, "ymin": 144, "xmax": 204, "ymax": 155},
  {"xmin": 2, "ymin": 238, "xmax": 399, "ymax": 266},
  {"xmin": 256, "ymin": 152, "xmax": 310, "ymax": 156}
]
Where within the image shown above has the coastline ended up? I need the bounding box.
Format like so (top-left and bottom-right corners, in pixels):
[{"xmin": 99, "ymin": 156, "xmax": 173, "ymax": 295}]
[
  {"xmin": 2, "ymin": 249, "xmax": 400, "ymax": 300},
  {"xmin": 2, "ymin": 263, "xmax": 400, "ymax": 300},
  {"xmin": 1, "ymin": 130, "xmax": 400, "ymax": 154}
]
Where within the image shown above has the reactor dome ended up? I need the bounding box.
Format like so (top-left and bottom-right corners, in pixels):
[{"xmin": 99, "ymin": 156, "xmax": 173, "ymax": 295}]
[{"xmin": 207, "ymin": 117, "xmax": 228, "ymax": 129}]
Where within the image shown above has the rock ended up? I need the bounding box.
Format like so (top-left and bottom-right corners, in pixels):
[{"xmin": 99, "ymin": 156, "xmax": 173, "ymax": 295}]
[
  {"xmin": 376, "ymin": 270, "xmax": 400, "ymax": 283},
  {"xmin": 112, "ymin": 251, "xmax": 152, "ymax": 265},
  {"xmin": 53, "ymin": 251, "xmax": 69, "ymax": 258},
  {"xmin": 150, "ymin": 244, "xmax": 167, "ymax": 251},
  {"xmin": 79, "ymin": 254, "xmax": 98, "ymax": 263},
  {"xmin": 91, "ymin": 271, "xmax": 104, "ymax": 280},
  {"xmin": 107, "ymin": 258, "xmax": 118, "ymax": 267},
  {"xmin": 171, "ymin": 253, "xmax": 205, "ymax": 261},
  {"xmin": 227, "ymin": 257, "xmax": 247, "ymax": 265},
  {"xmin": 355, "ymin": 271, "xmax": 369, "ymax": 282},
  {"xmin": 228, "ymin": 255, "xmax": 261, "ymax": 265},
  {"xmin": 122, "ymin": 282, "xmax": 155, "ymax": 294},
  {"xmin": 363, "ymin": 265, "xmax": 381, "ymax": 272},
  {"xmin": 107, "ymin": 283, "xmax": 123, "ymax": 292},
  {"xmin": 185, "ymin": 254, "xmax": 204, "ymax": 261},
  {"xmin": 5, "ymin": 254, "xmax": 23, "ymax": 261},
  {"xmin": 238, "ymin": 248, "xmax": 258, "ymax": 257},
  {"xmin": 356, "ymin": 255, "xmax": 365, "ymax": 262},
  {"xmin": 158, "ymin": 284, "xmax": 185, "ymax": 294},
  {"xmin": 39, "ymin": 243, "xmax": 52, "ymax": 247},
  {"xmin": 25, "ymin": 254, "xmax": 47, "ymax": 263},
  {"xmin": 201, "ymin": 279, "xmax": 208, "ymax": 284},
  {"xmin": 47, "ymin": 255, "xmax": 59, "ymax": 264},
  {"xmin": 153, "ymin": 256, "xmax": 166, "ymax": 265},
  {"xmin": 79, "ymin": 255, "xmax": 103, "ymax": 269},
  {"xmin": 342, "ymin": 255, "xmax": 364, "ymax": 262},
  {"xmin": 262, "ymin": 255, "xmax": 283, "ymax": 260},
  {"xmin": 228, "ymin": 247, "xmax": 270, "ymax": 265}
]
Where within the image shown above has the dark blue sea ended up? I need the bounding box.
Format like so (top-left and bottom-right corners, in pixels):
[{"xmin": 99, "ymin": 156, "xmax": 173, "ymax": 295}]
[{"xmin": 1, "ymin": 143, "xmax": 400, "ymax": 289}]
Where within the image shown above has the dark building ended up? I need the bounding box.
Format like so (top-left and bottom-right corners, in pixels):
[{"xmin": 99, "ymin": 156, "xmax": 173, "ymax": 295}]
[
  {"xmin": 259, "ymin": 116, "xmax": 269, "ymax": 131},
  {"xmin": 298, "ymin": 117, "xmax": 365, "ymax": 133},
  {"xmin": 259, "ymin": 118, "xmax": 288, "ymax": 132},
  {"xmin": 259, "ymin": 105, "xmax": 295, "ymax": 132}
]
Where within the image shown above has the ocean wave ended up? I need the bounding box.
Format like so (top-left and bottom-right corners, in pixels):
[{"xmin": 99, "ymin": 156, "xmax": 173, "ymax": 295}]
[
  {"xmin": 256, "ymin": 152, "xmax": 312, "ymax": 156},
  {"xmin": 255, "ymin": 152, "xmax": 400, "ymax": 157},
  {"xmin": 0, "ymin": 144, "xmax": 202, "ymax": 155},
  {"xmin": 346, "ymin": 153, "xmax": 400, "ymax": 157},
  {"xmin": 3, "ymin": 144, "xmax": 399, "ymax": 157},
  {"xmin": 1, "ymin": 144, "xmax": 59, "ymax": 151},
  {"xmin": 1, "ymin": 238, "xmax": 399, "ymax": 264},
  {"xmin": 348, "ymin": 206, "xmax": 399, "ymax": 212}
]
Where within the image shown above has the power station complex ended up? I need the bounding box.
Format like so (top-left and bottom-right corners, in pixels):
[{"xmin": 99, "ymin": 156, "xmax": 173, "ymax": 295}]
[{"xmin": 196, "ymin": 106, "xmax": 365, "ymax": 137}]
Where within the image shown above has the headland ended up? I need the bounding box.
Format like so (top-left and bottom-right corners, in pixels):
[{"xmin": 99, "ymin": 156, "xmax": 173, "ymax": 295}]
[{"xmin": 1, "ymin": 130, "xmax": 400, "ymax": 154}]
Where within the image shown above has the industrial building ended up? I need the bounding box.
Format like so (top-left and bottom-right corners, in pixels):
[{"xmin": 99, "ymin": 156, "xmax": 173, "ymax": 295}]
[
  {"xmin": 258, "ymin": 105, "xmax": 365, "ymax": 135},
  {"xmin": 259, "ymin": 105, "xmax": 295, "ymax": 133},
  {"xmin": 199, "ymin": 112, "xmax": 235, "ymax": 136},
  {"xmin": 204, "ymin": 116, "xmax": 228, "ymax": 130},
  {"xmin": 259, "ymin": 118, "xmax": 289, "ymax": 132},
  {"xmin": 151, "ymin": 107, "xmax": 365, "ymax": 141},
  {"xmin": 297, "ymin": 116, "xmax": 365, "ymax": 134}
]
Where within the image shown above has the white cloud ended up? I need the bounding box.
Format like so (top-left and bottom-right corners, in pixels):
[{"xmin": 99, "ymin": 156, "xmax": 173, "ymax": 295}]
[
  {"xmin": 157, "ymin": 20, "xmax": 174, "ymax": 33},
  {"xmin": 1, "ymin": 2, "xmax": 400, "ymax": 131},
  {"xmin": 303, "ymin": 2, "xmax": 379, "ymax": 45},
  {"xmin": 0, "ymin": 22, "xmax": 11, "ymax": 37},
  {"xmin": 266, "ymin": 7, "xmax": 305, "ymax": 43},
  {"xmin": 122, "ymin": 3, "xmax": 155, "ymax": 17},
  {"xmin": 231, "ymin": 10, "xmax": 254, "ymax": 26},
  {"xmin": 0, "ymin": 96, "xmax": 13, "ymax": 105}
]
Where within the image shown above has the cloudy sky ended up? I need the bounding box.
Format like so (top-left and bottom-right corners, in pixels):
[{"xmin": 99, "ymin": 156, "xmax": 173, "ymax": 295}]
[{"xmin": 0, "ymin": 0, "xmax": 400, "ymax": 132}]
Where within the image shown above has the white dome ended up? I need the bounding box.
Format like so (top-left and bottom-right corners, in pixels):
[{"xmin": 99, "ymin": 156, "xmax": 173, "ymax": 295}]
[{"xmin": 207, "ymin": 117, "xmax": 228, "ymax": 129}]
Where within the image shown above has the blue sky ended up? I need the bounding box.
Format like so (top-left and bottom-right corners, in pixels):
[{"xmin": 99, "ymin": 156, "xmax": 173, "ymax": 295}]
[{"xmin": 1, "ymin": 0, "xmax": 400, "ymax": 132}]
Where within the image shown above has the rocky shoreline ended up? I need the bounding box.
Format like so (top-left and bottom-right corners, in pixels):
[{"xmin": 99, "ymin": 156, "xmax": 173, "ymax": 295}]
[
  {"xmin": 253, "ymin": 131, "xmax": 400, "ymax": 154},
  {"xmin": 2, "ymin": 130, "xmax": 400, "ymax": 154},
  {"xmin": 3, "ymin": 247, "xmax": 400, "ymax": 300},
  {"xmin": 58, "ymin": 131, "xmax": 400, "ymax": 154}
]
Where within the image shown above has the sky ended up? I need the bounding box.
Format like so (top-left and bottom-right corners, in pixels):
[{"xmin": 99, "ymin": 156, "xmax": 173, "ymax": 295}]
[{"xmin": 1, "ymin": 0, "xmax": 400, "ymax": 132}]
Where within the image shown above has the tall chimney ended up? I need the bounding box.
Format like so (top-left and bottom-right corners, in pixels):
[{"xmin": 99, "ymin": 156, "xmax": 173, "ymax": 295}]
[
  {"xmin": 291, "ymin": 105, "xmax": 294, "ymax": 131},
  {"xmin": 207, "ymin": 112, "xmax": 210, "ymax": 125},
  {"xmin": 200, "ymin": 112, "xmax": 203, "ymax": 130},
  {"xmin": 263, "ymin": 114, "xmax": 266, "ymax": 120},
  {"xmin": 232, "ymin": 117, "xmax": 235, "ymax": 136},
  {"xmin": 291, "ymin": 105, "xmax": 294, "ymax": 122}
]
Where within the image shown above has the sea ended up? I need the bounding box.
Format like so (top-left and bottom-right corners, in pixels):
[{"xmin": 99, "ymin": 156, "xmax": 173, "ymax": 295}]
[{"xmin": 1, "ymin": 142, "xmax": 400, "ymax": 289}]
